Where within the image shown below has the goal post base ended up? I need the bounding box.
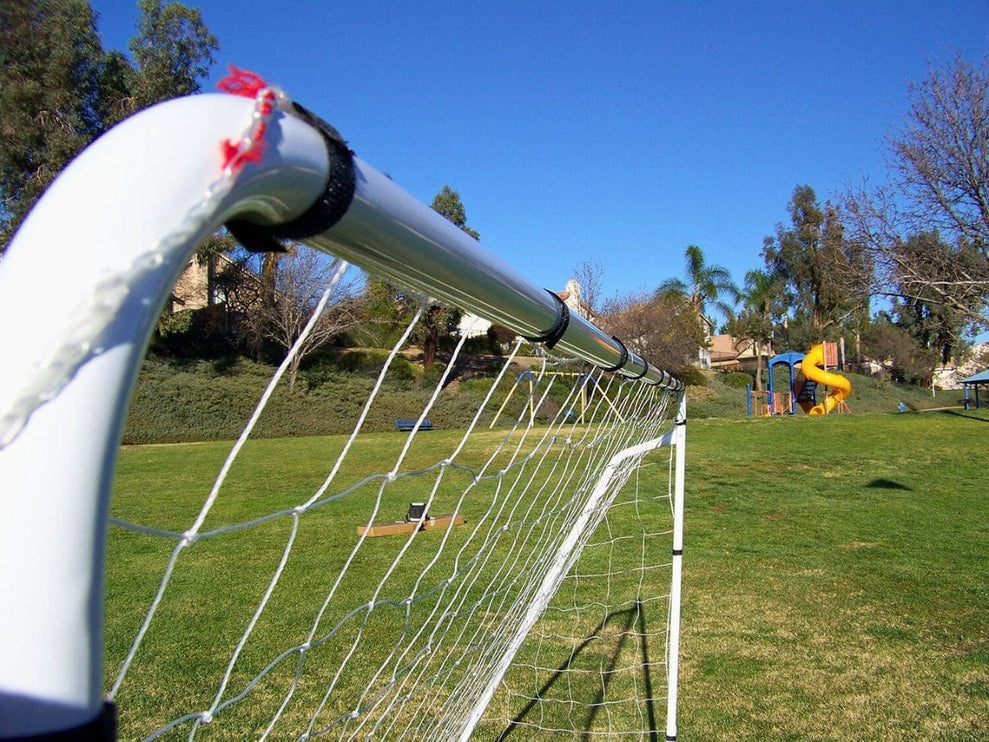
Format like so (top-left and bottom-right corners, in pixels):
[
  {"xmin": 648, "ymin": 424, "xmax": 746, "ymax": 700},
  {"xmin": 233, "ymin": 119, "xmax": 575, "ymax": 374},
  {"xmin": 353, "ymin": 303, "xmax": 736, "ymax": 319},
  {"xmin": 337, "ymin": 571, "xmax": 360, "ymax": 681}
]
[{"xmin": 2, "ymin": 702, "xmax": 116, "ymax": 742}]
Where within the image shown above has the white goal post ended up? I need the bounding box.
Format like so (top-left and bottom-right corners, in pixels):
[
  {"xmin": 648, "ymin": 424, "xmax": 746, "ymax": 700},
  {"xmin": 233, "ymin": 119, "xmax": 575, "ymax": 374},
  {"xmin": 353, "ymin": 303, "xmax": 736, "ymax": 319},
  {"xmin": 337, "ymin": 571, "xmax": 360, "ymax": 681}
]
[{"xmin": 0, "ymin": 78, "xmax": 685, "ymax": 741}]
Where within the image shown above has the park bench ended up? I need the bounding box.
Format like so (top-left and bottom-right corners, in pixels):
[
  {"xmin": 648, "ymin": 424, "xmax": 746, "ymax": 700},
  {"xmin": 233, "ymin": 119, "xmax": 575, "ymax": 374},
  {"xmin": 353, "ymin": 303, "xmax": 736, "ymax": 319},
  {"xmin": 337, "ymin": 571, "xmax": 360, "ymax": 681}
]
[{"xmin": 395, "ymin": 418, "xmax": 434, "ymax": 432}]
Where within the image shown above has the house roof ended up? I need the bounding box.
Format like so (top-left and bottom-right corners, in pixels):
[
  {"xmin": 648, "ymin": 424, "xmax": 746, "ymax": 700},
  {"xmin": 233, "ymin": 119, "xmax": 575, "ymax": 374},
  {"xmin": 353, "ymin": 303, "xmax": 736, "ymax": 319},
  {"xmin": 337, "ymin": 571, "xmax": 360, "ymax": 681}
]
[
  {"xmin": 709, "ymin": 334, "xmax": 759, "ymax": 357},
  {"xmin": 961, "ymin": 369, "xmax": 989, "ymax": 384}
]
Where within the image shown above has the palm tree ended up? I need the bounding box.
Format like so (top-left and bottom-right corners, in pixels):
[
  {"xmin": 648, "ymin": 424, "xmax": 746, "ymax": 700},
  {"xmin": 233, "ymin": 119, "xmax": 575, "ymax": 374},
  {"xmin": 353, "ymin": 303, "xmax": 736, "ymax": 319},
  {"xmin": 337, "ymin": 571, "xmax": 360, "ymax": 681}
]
[
  {"xmin": 733, "ymin": 269, "xmax": 784, "ymax": 389},
  {"xmin": 657, "ymin": 244, "xmax": 739, "ymax": 329}
]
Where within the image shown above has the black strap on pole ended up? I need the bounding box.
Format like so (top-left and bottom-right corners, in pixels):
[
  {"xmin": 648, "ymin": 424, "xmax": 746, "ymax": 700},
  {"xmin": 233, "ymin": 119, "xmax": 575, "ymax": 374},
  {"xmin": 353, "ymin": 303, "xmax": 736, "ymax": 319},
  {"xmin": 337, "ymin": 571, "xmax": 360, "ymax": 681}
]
[
  {"xmin": 226, "ymin": 103, "xmax": 357, "ymax": 254},
  {"xmin": 599, "ymin": 336, "xmax": 629, "ymax": 373},
  {"xmin": 522, "ymin": 290, "xmax": 570, "ymax": 350}
]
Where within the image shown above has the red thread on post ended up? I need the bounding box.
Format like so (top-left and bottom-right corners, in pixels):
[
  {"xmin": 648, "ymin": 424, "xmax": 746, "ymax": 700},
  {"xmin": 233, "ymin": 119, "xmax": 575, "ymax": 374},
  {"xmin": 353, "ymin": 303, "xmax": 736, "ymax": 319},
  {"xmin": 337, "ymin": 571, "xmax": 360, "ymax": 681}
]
[
  {"xmin": 217, "ymin": 65, "xmax": 277, "ymax": 172},
  {"xmin": 217, "ymin": 65, "xmax": 270, "ymax": 99}
]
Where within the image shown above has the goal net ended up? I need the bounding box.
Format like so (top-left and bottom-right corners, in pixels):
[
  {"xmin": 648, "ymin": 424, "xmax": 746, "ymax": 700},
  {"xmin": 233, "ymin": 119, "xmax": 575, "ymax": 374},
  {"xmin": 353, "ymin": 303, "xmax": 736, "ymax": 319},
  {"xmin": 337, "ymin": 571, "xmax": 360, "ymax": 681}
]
[{"xmin": 0, "ymin": 74, "xmax": 686, "ymax": 741}]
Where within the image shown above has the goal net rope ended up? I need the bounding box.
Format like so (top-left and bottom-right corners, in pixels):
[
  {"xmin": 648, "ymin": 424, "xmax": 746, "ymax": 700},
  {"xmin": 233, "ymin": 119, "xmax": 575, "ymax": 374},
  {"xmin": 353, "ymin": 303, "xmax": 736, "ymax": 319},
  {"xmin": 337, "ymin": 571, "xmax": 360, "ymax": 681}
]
[{"xmin": 0, "ymin": 73, "xmax": 686, "ymax": 741}]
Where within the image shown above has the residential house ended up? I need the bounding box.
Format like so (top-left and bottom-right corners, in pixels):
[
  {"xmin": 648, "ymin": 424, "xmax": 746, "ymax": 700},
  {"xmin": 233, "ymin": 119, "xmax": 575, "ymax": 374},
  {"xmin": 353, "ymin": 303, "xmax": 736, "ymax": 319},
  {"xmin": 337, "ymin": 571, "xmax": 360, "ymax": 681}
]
[
  {"xmin": 696, "ymin": 315, "xmax": 716, "ymax": 368},
  {"xmin": 457, "ymin": 278, "xmax": 595, "ymax": 340},
  {"xmin": 707, "ymin": 334, "xmax": 766, "ymax": 372}
]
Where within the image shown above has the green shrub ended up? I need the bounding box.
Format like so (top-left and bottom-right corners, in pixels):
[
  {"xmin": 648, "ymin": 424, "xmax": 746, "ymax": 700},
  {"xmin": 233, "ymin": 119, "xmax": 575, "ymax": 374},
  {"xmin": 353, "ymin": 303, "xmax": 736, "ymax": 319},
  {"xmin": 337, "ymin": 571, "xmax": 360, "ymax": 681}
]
[
  {"xmin": 335, "ymin": 349, "xmax": 417, "ymax": 382},
  {"xmin": 676, "ymin": 366, "xmax": 708, "ymax": 387},
  {"xmin": 151, "ymin": 306, "xmax": 239, "ymax": 358},
  {"xmin": 722, "ymin": 371, "xmax": 754, "ymax": 389},
  {"xmin": 462, "ymin": 334, "xmax": 503, "ymax": 356},
  {"xmin": 122, "ymin": 355, "xmax": 962, "ymax": 445}
]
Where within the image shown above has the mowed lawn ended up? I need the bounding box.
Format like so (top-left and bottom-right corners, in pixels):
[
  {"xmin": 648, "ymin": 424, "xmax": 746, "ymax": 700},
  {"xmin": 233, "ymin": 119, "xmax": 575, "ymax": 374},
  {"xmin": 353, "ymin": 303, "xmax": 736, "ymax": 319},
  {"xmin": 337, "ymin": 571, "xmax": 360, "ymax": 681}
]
[
  {"xmin": 107, "ymin": 410, "xmax": 989, "ymax": 740},
  {"xmin": 678, "ymin": 410, "xmax": 989, "ymax": 741}
]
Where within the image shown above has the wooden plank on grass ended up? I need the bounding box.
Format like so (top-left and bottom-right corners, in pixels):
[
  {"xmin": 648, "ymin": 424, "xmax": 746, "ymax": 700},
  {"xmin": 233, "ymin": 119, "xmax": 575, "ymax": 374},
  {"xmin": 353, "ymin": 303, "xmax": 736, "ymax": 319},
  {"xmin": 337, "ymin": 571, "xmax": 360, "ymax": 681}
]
[{"xmin": 357, "ymin": 513, "xmax": 465, "ymax": 538}]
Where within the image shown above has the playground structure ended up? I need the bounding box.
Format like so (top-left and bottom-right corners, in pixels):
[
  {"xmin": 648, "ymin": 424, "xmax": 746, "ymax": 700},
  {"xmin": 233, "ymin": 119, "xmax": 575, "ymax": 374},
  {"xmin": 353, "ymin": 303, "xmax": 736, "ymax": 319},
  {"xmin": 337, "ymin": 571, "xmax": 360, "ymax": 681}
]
[{"xmin": 747, "ymin": 342, "xmax": 851, "ymax": 416}]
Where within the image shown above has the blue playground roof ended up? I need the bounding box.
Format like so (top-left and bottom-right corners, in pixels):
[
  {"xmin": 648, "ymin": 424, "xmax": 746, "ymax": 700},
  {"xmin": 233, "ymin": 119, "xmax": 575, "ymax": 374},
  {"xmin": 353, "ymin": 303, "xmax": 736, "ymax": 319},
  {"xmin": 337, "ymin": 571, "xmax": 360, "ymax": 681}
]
[
  {"xmin": 961, "ymin": 369, "xmax": 989, "ymax": 384},
  {"xmin": 769, "ymin": 351, "xmax": 805, "ymax": 367}
]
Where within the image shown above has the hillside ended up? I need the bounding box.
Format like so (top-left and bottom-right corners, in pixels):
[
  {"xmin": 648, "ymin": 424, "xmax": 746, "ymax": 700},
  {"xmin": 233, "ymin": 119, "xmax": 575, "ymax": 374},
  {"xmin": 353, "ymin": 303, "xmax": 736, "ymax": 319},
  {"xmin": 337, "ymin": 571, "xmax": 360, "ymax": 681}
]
[{"xmin": 122, "ymin": 353, "xmax": 966, "ymax": 445}]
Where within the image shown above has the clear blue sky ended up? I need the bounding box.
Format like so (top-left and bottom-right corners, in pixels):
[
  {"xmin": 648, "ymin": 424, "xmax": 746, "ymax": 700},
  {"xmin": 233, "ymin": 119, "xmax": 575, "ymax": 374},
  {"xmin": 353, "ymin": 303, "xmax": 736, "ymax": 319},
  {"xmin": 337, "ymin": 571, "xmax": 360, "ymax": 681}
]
[{"xmin": 92, "ymin": 1, "xmax": 988, "ymax": 310}]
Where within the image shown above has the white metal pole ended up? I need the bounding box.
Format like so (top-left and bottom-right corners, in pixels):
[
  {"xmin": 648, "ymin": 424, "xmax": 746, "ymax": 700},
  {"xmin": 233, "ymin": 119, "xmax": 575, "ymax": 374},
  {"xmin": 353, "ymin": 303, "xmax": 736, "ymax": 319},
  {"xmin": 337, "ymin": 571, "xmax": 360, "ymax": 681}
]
[
  {"xmin": 303, "ymin": 163, "xmax": 680, "ymax": 391},
  {"xmin": 665, "ymin": 390, "xmax": 687, "ymax": 741},
  {"xmin": 0, "ymin": 94, "xmax": 328, "ymax": 738}
]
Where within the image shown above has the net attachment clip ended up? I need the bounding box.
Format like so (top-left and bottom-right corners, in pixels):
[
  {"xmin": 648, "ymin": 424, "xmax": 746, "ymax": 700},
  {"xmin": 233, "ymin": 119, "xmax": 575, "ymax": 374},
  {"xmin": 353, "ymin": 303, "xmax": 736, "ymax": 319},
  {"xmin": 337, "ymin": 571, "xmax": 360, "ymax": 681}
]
[
  {"xmin": 226, "ymin": 103, "xmax": 357, "ymax": 254},
  {"xmin": 627, "ymin": 356, "xmax": 649, "ymax": 379},
  {"xmin": 599, "ymin": 336, "xmax": 629, "ymax": 373},
  {"xmin": 522, "ymin": 290, "xmax": 570, "ymax": 350}
]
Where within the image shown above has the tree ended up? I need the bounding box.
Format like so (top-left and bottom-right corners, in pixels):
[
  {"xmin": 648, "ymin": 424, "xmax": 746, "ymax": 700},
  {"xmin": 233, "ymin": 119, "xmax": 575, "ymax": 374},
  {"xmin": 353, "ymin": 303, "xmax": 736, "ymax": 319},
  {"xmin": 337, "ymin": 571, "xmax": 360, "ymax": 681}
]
[
  {"xmin": 844, "ymin": 53, "xmax": 989, "ymax": 330},
  {"xmin": 417, "ymin": 185, "xmax": 480, "ymax": 367},
  {"xmin": 1, "ymin": 0, "xmax": 105, "ymax": 249},
  {"xmin": 892, "ymin": 53, "xmax": 989, "ymax": 255},
  {"xmin": 129, "ymin": 0, "xmax": 218, "ymax": 110},
  {"xmin": 1, "ymin": 0, "xmax": 220, "ymax": 253},
  {"xmin": 96, "ymin": 49, "xmax": 139, "ymax": 128},
  {"xmin": 244, "ymin": 247, "xmax": 364, "ymax": 391},
  {"xmin": 571, "ymin": 258, "xmax": 605, "ymax": 319},
  {"xmin": 657, "ymin": 244, "xmax": 738, "ymax": 329},
  {"xmin": 862, "ymin": 314, "xmax": 938, "ymax": 385},
  {"xmin": 763, "ymin": 185, "xmax": 872, "ymax": 342},
  {"xmin": 889, "ymin": 232, "xmax": 974, "ymax": 364},
  {"xmin": 599, "ymin": 292, "xmax": 706, "ymax": 373},
  {"xmin": 726, "ymin": 269, "xmax": 785, "ymax": 390},
  {"xmin": 430, "ymin": 185, "xmax": 480, "ymax": 240},
  {"xmin": 358, "ymin": 276, "xmax": 406, "ymax": 348}
]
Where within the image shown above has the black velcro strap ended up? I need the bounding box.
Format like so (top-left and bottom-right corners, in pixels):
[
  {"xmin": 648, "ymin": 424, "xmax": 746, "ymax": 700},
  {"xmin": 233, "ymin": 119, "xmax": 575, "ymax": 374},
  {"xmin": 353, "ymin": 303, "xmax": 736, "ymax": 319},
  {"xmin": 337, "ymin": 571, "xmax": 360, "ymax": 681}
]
[
  {"xmin": 522, "ymin": 290, "xmax": 570, "ymax": 350},
  {"xmin": 227, "ymin": 102, "xmax": 357, "ymax": 253},
  {"xmin": 646, "ymin": 369, "xmax": 676, "ymax": 387},
  {"xmin": 627, "ymin": 356, "xmax": 649, "ymax": 380},
  {"xmin": 10, "ymin": 703, "xmax": 116, "ymax": 741},
  {"xmin": 600, "ymin": 337, "xmax": 629, "ymax": 373}
]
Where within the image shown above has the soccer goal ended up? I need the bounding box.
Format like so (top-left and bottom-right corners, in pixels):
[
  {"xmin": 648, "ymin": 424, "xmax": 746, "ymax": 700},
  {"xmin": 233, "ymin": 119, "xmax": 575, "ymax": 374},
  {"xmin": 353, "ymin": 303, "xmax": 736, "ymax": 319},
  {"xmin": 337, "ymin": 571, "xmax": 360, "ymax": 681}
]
[{"xmin": 0, "ymin": 72, "xmax": 686, "ymax": 741}]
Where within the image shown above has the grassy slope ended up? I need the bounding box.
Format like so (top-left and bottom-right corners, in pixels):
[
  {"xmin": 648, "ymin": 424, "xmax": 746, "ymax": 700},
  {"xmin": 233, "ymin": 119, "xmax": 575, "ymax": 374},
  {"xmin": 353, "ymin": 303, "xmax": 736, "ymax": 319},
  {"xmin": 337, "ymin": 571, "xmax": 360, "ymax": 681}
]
[{"xmin": 123, "ymin": 355, "xmax": 963, "ymax": 444}]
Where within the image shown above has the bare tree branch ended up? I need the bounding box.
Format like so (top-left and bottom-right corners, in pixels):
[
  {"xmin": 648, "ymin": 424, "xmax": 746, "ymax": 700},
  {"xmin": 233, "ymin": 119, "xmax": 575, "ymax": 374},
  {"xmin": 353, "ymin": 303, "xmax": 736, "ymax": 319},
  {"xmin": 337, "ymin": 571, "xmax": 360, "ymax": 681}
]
[
  {"xmin": 891, "ymin": 52, "xmax": 989, "ymax": 254},
  {"xmin": 844, "ymin": 183, "xmax": 989, "ymax": 330},
  {"xmin": 571, "ymin": 259, "xmax": 605, "ymax": 319},
  {"xmin": 243, "ymin": 246, "xmax": 365, "ymax": 390}
]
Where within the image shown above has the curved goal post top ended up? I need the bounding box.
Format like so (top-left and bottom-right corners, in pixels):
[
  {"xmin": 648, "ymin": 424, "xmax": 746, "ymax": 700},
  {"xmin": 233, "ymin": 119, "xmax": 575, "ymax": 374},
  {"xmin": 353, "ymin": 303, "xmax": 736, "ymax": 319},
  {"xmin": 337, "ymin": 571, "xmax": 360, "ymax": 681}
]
[{"xmin": 0, "ymin": 73, "xmax": 683, "ymax": 738}]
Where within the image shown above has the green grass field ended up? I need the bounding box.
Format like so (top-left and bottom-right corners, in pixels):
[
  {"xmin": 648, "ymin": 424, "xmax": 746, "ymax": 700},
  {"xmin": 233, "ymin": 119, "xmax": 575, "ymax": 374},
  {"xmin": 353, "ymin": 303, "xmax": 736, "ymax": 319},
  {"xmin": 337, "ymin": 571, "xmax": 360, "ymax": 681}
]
[
  {"xmin": 679, "ymin": 411, "xmax": 989, "ymax": 740},
  {"xmin": 107, "ymin": 410, "xmax": 989, "ymax": 740}
]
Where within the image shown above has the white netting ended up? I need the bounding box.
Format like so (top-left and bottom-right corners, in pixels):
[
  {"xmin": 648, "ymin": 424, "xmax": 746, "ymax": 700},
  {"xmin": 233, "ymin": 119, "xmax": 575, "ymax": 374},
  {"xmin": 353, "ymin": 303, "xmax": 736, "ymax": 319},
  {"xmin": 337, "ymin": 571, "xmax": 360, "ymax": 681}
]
[{"xmin": 105, "ymin": 270, "xmax": 683, "ymax": 740}]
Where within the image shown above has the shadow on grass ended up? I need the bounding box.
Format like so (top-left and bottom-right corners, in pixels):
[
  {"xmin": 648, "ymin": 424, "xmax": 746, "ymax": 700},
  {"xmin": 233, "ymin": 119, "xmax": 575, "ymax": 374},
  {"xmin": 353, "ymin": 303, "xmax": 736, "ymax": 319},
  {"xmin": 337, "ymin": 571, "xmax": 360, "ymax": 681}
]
[
  {"xmin": 867, "ymin": 478, "xmax": 913, "ymax": 491},
  {"xmin": 495, "ymin": 598, "xmax": 660, "ymax": 741},
  {"xmin": 936, "ymin": 409, "xmax": 989, "ymax": 424}
]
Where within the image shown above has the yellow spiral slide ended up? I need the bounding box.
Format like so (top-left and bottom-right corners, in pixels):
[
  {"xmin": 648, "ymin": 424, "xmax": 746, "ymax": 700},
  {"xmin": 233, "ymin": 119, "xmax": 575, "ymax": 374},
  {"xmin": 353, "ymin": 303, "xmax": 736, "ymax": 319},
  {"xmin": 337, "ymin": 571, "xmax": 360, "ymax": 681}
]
[{"xmin": 799, "ymin": 343, "xmax": 851, "ymax": 415}]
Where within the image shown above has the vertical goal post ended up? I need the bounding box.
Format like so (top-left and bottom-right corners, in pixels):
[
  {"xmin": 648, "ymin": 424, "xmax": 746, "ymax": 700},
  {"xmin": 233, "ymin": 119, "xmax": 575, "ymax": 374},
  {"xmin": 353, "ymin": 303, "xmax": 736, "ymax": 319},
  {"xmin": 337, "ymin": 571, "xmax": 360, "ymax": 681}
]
[{"xmin": 0, "ymin": 78, "xmax": 685, "ymax": 740}]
